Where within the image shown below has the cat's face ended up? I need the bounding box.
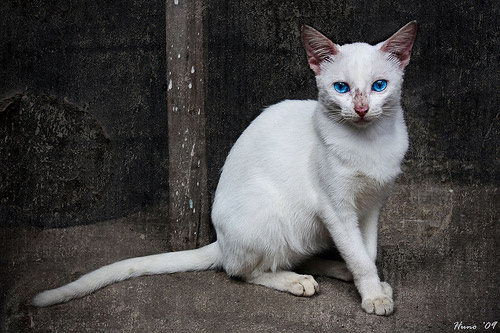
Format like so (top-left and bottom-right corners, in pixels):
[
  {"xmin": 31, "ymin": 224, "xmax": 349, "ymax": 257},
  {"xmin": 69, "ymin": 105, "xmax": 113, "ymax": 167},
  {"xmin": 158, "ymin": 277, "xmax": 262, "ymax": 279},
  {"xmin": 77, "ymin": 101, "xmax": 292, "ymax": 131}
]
[
  {"xmin": 317, "ymin": 43, "xmax": 404, "ymax": 127},
  {"xmin": 302, "ymin": 22, "xmax": 417, "ymax": 127}
]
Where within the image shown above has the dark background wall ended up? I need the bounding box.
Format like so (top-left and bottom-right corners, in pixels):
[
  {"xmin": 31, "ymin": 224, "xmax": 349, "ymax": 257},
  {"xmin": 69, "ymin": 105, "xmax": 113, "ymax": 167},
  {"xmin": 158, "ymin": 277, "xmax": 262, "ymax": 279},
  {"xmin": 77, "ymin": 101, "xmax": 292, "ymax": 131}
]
[
  {"xmin": 1, "ymin": 1, "xmax": 499, "ymax": 227},
  {"xmin": 0, "ymin": 1, "xmax": 168, "ymax": 227}
]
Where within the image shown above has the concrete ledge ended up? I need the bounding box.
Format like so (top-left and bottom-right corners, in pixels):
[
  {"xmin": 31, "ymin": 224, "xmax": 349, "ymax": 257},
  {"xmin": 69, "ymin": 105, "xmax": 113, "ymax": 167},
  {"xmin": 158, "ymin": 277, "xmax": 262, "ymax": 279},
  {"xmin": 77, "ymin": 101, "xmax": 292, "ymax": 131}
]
[{"xmin": 2, "ymin": 183, "xmax": 499, "ymax": 332}]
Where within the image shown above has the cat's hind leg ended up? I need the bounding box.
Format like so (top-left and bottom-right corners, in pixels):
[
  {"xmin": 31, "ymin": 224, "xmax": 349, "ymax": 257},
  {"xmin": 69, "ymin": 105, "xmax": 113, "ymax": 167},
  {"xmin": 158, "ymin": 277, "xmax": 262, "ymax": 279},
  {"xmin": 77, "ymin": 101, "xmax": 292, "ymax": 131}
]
[
  {"xmin": 296, "ymin": 257, "xmax": 353, "ymax": 282},
  {"xmin": 243, "ymin": 271, "xmax": 319, "ymax": 297}
]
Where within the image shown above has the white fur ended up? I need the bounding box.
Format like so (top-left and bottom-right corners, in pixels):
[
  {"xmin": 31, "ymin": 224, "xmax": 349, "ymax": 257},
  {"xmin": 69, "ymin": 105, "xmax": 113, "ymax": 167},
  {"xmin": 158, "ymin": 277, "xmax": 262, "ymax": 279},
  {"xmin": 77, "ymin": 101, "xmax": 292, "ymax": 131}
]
[
  {"xmin": 32, "ymin": 243, "xmax": 220, "ymax": 307},
  {"xmin": 33, "ymin": 23, "xmax": 416, "ymax": 316}
]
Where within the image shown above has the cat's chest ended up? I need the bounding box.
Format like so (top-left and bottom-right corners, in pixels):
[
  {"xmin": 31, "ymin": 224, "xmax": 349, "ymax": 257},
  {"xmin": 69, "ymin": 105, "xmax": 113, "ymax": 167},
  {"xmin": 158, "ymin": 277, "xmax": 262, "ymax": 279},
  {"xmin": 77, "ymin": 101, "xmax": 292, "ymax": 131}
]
[
  {"xmin": 322, "ymin": 155, "xmax": 395, "ymax": 211},
  {"xmin": 331, "ymin": 140, "xmax": 404, "ymax": 185},
  {"xmin": 349, "ymin": 169, "xmax": 387, "ymax": 208},
  {"xmin": 315, "ymin": 132, "xmax": 405, "ymax": 209},
  {"xmin": 314, "ymin": 109, "xmax": 408, "ymax": 186}
]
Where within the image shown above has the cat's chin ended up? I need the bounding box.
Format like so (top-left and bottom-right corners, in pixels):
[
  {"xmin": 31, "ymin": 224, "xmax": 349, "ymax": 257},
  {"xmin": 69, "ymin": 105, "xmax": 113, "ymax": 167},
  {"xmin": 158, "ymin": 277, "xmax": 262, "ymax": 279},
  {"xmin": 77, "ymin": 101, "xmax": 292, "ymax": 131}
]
[{"xmin": 349, "ymin": 118, "xmax": 373, "ymax": 128}]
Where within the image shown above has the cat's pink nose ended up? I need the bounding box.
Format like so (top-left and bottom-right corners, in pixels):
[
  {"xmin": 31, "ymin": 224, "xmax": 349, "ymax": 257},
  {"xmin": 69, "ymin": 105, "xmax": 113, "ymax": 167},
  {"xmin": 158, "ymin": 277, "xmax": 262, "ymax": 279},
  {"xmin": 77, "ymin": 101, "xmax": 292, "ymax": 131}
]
[{"xmin": 355, "ymin": 105, "xmax": 369, "ymax": 118}]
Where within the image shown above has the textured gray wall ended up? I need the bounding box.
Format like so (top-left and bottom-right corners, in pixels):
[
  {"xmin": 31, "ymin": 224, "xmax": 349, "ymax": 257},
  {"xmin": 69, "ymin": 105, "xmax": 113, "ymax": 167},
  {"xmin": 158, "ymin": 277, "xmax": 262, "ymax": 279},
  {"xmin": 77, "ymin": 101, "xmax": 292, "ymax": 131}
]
[
  {"xmin": 1, "ymin": 1, "xmax": 499, "ymax": 225},
  {"xmin": 0, "ymin": 1, "xmax": 168, "ymax": 227}
]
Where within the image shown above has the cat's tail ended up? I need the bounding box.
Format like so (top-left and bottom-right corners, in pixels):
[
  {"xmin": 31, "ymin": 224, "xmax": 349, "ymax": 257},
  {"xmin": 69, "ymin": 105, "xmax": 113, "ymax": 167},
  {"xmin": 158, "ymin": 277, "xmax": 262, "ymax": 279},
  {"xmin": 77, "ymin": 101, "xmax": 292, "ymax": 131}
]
[{"xmin": 32, "ymin": 242, "xmax": 221, "ymax": 307}]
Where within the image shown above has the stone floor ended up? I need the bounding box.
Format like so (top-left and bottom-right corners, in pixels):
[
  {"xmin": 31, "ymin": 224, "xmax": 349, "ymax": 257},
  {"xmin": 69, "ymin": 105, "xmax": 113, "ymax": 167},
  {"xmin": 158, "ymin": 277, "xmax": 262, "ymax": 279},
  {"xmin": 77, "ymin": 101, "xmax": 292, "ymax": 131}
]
[{"xmin": 1, "ymin": 183, "xmax": 499, "ymax": 332}]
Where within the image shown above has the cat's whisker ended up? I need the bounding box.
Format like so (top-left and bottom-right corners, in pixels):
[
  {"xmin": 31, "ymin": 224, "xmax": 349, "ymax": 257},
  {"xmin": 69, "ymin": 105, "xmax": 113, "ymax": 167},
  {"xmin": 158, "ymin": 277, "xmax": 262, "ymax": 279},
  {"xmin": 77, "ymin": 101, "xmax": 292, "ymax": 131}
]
[{"xmin": 380, "ymin": 112, "xmax": 397, "ymax": 119}]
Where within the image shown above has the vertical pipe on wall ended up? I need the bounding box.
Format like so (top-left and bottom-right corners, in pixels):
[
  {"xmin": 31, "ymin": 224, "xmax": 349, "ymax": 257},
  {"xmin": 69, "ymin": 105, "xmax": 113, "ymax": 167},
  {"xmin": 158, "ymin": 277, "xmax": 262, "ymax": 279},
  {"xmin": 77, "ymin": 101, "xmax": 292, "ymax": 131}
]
[{"xmin": 166, "ymin": 0, "xmax": 211, "ymax": 250}]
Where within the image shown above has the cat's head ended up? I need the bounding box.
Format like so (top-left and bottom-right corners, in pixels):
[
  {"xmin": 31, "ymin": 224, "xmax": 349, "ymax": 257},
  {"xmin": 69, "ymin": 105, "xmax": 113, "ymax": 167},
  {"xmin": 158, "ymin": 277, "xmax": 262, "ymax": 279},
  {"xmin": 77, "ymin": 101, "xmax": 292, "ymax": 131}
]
[{"xmin": 301, "ymin": 22, "xmax": 417, "ymax": 127}]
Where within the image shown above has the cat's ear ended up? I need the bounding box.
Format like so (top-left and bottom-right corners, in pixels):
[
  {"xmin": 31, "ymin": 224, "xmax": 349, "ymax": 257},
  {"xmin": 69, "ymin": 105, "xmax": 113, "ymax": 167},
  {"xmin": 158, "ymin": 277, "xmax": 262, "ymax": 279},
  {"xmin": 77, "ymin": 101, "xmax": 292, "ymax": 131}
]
[
  {"xmin": 379, "ymin": 21, "xmax": 418, "ymax": 69},
  {"xmin": 301, "ymin": 25, "xmax": 339, "ymax": 75}
]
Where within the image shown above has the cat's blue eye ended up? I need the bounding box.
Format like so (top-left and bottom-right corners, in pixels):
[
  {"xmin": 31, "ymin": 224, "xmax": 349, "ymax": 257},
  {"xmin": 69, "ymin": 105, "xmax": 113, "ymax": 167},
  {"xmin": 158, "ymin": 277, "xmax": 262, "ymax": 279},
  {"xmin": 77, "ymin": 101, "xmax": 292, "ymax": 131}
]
[
  {"xmin": 334, "ymin": 82, "xmax": 350, "ymax": 94},
  {"xmin": 372, "ymin": 80, "xmax": 388, "ymax": 92}
]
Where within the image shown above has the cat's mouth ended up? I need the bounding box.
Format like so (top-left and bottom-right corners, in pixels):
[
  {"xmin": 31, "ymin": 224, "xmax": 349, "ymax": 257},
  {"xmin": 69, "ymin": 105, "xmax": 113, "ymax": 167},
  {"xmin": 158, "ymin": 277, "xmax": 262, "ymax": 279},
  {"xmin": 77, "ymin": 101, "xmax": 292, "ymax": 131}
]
[
  {"xmin": 354, "ymin": 117, "xmax": 371, "ymax": 124},
  {"xmin": 355, "ymin": 117, "xmax": 369, "ymax": 122}
]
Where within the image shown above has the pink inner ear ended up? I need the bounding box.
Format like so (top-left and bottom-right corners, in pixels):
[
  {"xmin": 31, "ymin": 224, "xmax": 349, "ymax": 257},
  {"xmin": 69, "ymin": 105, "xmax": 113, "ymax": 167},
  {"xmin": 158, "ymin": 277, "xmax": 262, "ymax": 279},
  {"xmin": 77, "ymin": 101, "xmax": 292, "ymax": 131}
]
[
  {"xmin": 380, "ymin": 21, "xmax": 417, "ymax": 69},
  {"xmin": 301, "ymin": 26, "xmax": 339, "ymax": 75},
  {"xmin": 307, "ymin": 56, "xmax": 321, "ymax": 75}
]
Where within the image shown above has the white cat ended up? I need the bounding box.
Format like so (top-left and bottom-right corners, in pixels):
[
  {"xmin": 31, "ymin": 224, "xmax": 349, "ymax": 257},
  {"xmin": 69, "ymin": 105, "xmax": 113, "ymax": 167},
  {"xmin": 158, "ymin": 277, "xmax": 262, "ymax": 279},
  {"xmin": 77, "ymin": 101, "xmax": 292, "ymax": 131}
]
[{"xmin": 33, "ymin": 21, "xmax": 417, "ymax": 316}]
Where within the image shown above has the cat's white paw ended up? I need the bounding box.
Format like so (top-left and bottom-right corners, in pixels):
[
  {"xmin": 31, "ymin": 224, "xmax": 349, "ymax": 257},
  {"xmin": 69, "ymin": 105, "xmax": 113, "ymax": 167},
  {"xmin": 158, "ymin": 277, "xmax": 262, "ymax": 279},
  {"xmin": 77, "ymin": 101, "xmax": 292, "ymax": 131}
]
[
  {"xmin": 288, "ymin": 274, "xmax": 319, "ymax": 296},
  {"xmin": 361, "ymin": 295, "xmax": 394, "ymax": 316}
]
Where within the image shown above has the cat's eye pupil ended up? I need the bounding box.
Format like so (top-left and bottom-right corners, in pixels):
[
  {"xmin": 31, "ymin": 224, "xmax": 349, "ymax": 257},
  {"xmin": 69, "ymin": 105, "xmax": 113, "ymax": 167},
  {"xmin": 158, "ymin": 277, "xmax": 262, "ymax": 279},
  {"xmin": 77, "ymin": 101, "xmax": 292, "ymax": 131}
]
[
  {"xmin": 334, "ymin": 82, "xmax": 350, "ymax": 94},
  {"xmin": 372, "ymin": 80, "xmax": 388, "ymax": 92}
]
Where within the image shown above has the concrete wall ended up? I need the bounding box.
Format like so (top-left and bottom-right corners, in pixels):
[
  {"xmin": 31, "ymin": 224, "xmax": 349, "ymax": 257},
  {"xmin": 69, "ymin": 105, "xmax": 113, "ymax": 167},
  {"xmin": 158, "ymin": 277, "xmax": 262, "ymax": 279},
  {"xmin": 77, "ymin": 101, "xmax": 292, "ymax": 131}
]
[
  {"xmin": 0, "ymin": 1, "xmax": 168, "ymax": 227},
  {"xmin": 1, "ymin": 1, "xmax": 498, "ymax": 227}
]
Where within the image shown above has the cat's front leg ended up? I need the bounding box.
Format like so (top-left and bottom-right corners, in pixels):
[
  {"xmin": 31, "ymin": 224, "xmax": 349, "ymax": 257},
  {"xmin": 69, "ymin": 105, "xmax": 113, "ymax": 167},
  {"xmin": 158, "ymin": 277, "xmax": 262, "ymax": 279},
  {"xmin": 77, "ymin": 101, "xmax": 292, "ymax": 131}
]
[
  {"xmin": 320, "ymin": 204, "xmax": 393, "ymax": 316},
  {"xmin": 359, "ymin": 205, "xmax": 382, "ymax": 262}
]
